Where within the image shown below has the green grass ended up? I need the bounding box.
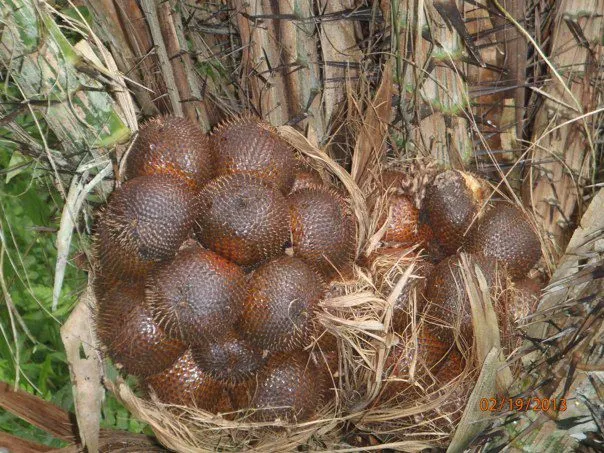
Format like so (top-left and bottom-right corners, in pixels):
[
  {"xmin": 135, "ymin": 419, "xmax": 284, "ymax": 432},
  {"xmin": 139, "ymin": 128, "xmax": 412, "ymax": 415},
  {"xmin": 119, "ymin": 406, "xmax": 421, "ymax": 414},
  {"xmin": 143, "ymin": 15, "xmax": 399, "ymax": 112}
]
[{"xmin": 0, "ymin": 114, "xmax": 147, "ymax": 449}]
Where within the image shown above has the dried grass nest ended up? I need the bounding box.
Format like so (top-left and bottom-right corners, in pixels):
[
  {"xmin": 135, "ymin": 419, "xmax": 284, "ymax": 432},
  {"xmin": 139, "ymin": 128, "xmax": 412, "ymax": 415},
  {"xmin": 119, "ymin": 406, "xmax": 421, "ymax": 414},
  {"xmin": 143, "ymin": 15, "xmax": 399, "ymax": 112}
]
[{"xmin": 87, "ymin": 123, "xmax": 547, "ymax": 453}]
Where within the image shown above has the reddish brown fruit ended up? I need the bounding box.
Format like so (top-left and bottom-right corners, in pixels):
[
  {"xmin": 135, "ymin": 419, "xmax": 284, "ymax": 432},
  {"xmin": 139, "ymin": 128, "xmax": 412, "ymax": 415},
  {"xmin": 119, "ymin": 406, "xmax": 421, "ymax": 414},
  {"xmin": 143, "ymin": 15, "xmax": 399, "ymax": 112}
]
[
  {"xmin": 466, "ymin": 202, "xmax": 541, "ymax": 279},
  {"xmin": 421, "ymin": 170, "xmax": 488, "ymax": 255},
  {"xmin": 195, "ymin": 174, "xmax": 290, "ymax": 266},
  {"xmin": 144, "ymin": 349, "xmax": 225, "ymax": 411},
  {"xmin": 240, "ymin": 256, "xmax": 325, "ymax": 352},
  {"xmin": 422, "ymin": 253, "xmax": 505, "ymax": 344},
  {"xmin": 146, "ymin": 243, "xmax": 246, "ymax": 343},
  {"xmin": 382, "ymin": 194, "xmax": 433, "ymax": 246},
  {"xmin": 95, "ymin": 175, "xmax": 197, "ymax": 278},
  {"xmin": 96, "ymin": 280, "xmax": 185, "ymax": 378},
  {"xmin": 210, "ymin": 115, "xmax": 296, "ymax": 193},
  {"xmin": 125, "ymin": 116, "xmax": 214, "ymax": 188},
  {"xmin": 246, "ymin": 352, "xmax": 327, "ymax": 422},
  {"xmin": 192, "ymin": 331, "xmax": 266, "ymax": 383},
  {"xmin": 289, "ymin": 186, "xmax": 356, "ymax": 279}
]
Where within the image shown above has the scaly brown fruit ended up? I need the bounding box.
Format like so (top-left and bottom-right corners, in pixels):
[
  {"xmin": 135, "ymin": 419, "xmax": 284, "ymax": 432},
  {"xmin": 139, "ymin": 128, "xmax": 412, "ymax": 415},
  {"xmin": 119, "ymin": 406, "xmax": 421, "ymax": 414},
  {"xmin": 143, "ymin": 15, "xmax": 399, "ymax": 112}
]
[
  {"xmin": 94, "ymin": 175, "xmax": 197, "ymax": 278},
  {"xmin": 195, "ymin": 174, "xmax": 290, "ymax": 266},
  {"xmin": 146, "ymin": 243, "xmax": 246, "ymax": 344},
  {"xmin": 144, "ymin": 349, "xmax": 225, "ymax": 411},
  {"xmin": 421, "ymin": 170, "xmax": 488, "ymax": 255},
  {"xmin": 466, "ymin": 202, "xmax": 541, "ymax": 279},
  {"xmin": 95, "ymin": 279, "xmax": 185, "ymax": 378},
  {"xmin": 210, "ymin": 114, "xmax": 296, "ymax": 193},
  {"xmin": 240, "ymin": 256, "xmax": 325, "ymax": 352},
  {"xmin": 125, "ymin": 116, "xmax": 214, "ymax": 189},
  {"xmin": 246, "ymin": 351, "xmax": 327, "ymax": 422},
  {"xmin": 289, "ymin": 186, "xmax": 356, "ymax": 280},
  {"xmin": 192, "ymin": 330, "xmax": 266, "ymax": 383},
  {"xmin": 422, "ymin": 253, "xmax": 506, "ymax": 345},
  {"xmin": 382, "ymin": 194, "xmax": 433, "ymax": 246}
]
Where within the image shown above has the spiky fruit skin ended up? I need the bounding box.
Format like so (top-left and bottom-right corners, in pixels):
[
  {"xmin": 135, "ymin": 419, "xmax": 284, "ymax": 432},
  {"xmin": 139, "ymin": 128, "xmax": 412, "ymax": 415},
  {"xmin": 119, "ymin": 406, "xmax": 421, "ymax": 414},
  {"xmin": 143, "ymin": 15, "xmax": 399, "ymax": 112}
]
[
  {"xmin": 146, "ymin": 243, "xmax": 246, "ymax": 344},
  {"xmin": 144, "ymin": 349, "xmax": 225, "ymax": 411},
  {"xmin": 195, "ymin": 174, "xmax": 290, "ymax": 266},
  {"xmin": 210, "ymin": 115, "xmax": 296, "ymax": 193},
  {"xmin": 421, "ymin": 170, "xmax": 487, "ymax": 255},
  {"xmin": 383, "ymin": 194, "xmax": 433, "ymax": 245},
  {"xmin": 391, "ymin": 260, "xmax": 435, "ymax": 333},
  {"xmin": 246, "ymin": 352, "xmax": 326, "ymax": 422},
  {"xmin": 192, "ymin": 331, "xmax": 266, "ymax": 383},
  {"xmin": 422, "ymin": 253, "xmax": 504, "ymax": 344},
  {"xmin": 125, "ymin": 116, "xmax": 214, "ymax": 189},
  {"xmin": 239, "ymin": 256, "xmax": 325, "ymax": 352},
  {"xmin": 95, "ymin": 280, "xmax": 186, "ymax": 378},
  {"xmin": 466, "ymin": 202, "xmax": 541, "ymax": 279},
  {"xmin": 289, "ymin": 186, "xmax": 356, "ymax": 279},
  {"xmin": 95, "ymin": 175, "xmax": 197, "ymax": 278}
]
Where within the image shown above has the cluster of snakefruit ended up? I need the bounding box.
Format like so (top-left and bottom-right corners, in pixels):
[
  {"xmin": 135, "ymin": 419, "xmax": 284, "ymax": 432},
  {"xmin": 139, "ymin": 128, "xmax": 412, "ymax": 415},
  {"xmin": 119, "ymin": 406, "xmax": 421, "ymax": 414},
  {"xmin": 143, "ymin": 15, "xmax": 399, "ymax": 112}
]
[{"xmin": 94, "ymin": 115, "xmax": 541, "ymax": 423}]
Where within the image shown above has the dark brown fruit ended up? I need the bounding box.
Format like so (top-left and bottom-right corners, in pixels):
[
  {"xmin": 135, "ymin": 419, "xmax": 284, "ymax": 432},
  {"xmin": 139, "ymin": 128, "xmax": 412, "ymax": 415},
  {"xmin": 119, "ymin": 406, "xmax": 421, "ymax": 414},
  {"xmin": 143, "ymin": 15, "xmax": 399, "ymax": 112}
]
[
  {"xmin": 192, "ymin": 331, "xmax": 266, "ymax": 383},
  {"xmin": 382, "ymin": 194, "xmax": 433, "ymax": 246},
  {"xmin": 466, "ymin": 202, "xmax": 541, "ymax": 279},
  {"xmin": 195, "ymin": 174, "xmax": 290, "ymax": 266},
  {"xmin": 95, "ymin": 175, "xmax": 197, "ymax": 278},
  {"xmin": 125, "ymin": 116, "xmax": 214, "ymax": 188},
  {"xmin": 146, "ymin": 243, "xmax": 246, "ymax": 343},
  {"xmin": 421, "ymin": 170, "xmax": 487, "ymax": 255},
  {"xmin": 247, "ymin": 352, "xmax": 326, "ymax": 422},
  {"xmin": 422, "ymin": 253, "xmax": 505, "ymax": 344},
  {"xmin": 289, "ymin": 186, "xmax": 356, "ymax": 279},
  {"xmin": 144, "ymin": 349, "xmax": 225, "ymax": 411},
  {"xmin": 210, "ymin": 115, "xmax": 296, "ymax": 193},
  {"xmin": 240, "ymin": 256, "xmax": 325, "ymax": 352},
  {"xmin": 96, "ymin": 280, "xmax": 185, "ymax": 378}
]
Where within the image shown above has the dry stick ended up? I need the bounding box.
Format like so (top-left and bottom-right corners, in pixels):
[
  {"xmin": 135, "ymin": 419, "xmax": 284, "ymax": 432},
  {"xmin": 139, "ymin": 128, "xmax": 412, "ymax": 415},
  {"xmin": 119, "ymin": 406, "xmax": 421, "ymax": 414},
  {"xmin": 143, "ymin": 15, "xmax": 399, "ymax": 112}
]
[{"xmin": 140, "ymin": 0, "xmax": 183, "ymax": 116}]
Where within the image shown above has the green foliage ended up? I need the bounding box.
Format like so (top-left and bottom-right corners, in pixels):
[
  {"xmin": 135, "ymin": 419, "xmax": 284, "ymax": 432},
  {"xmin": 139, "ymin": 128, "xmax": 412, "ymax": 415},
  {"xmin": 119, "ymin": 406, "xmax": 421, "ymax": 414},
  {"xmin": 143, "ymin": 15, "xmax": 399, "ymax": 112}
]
[
  {"xmin": 0, "ymin": 126, "xmax": 144, "ymax": 447},
  {"xmin": 0, "ymin": 137, "xmax": 80, "ymax": 444}
]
